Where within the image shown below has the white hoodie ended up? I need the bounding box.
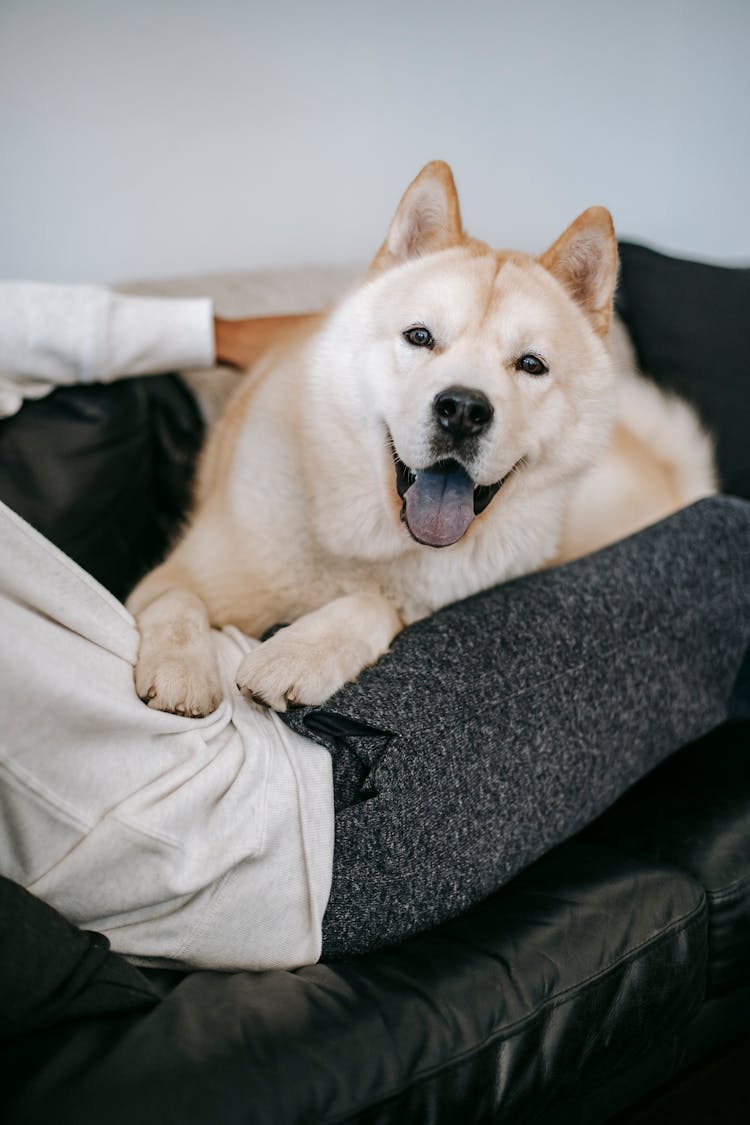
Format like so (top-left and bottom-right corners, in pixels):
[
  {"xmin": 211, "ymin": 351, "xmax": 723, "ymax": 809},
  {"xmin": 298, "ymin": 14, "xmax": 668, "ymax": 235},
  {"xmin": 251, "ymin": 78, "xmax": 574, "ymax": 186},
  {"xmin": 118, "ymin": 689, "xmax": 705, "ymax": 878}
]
[{"xmin": 0, "ymin": 283, "xmax": 334, "ymax": 969}]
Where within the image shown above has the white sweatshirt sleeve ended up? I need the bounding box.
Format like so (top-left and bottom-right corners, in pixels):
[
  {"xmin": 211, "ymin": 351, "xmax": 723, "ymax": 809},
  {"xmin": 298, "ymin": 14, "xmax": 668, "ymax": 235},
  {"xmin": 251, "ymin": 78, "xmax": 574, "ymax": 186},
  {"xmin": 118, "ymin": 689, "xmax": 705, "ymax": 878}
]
[{"xmin": 0, "ymin": 281, "xmax": 215, "ymax": 418}]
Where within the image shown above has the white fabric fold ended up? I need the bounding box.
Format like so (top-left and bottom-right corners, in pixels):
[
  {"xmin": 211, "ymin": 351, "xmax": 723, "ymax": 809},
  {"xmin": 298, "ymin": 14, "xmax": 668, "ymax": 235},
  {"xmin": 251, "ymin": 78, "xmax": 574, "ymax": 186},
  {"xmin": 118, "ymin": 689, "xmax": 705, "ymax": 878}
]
[{"xmin": 0, "ymin": 500, "xmax": 334, "ymax": 970}]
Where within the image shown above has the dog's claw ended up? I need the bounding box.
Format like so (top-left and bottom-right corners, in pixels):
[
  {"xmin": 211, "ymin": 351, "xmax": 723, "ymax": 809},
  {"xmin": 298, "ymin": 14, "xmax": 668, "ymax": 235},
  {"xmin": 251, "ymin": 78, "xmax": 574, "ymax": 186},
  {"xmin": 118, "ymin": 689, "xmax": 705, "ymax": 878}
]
[{"xmin": 237, "ymin": 681, "xmax": 273, "ymax": 710}]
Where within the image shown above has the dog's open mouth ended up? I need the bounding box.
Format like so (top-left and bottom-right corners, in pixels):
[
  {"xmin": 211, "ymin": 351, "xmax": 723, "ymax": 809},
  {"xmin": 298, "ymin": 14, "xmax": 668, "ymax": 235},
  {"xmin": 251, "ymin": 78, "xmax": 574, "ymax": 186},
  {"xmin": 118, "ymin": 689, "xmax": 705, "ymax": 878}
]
[{"xmin": 392, "ymin": 444, "xmax": 514, "ymax": 548}]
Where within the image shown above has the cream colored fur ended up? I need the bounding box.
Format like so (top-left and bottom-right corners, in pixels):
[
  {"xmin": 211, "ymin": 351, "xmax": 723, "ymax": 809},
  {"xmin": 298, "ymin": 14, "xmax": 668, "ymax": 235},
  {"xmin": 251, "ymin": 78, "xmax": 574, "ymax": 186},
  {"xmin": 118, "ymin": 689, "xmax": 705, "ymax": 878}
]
[{"xmin": 127, "ymin": 163, "xmax": 716, "ymax": 715}]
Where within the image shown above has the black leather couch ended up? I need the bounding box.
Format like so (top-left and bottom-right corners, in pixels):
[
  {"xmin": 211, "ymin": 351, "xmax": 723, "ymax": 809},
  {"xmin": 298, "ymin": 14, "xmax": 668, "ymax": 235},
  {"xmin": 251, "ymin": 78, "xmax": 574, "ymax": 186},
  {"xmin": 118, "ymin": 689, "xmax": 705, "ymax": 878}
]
[{"xmin": 2, "ymin": 243, "xmax": 749, "ymax": 1123}]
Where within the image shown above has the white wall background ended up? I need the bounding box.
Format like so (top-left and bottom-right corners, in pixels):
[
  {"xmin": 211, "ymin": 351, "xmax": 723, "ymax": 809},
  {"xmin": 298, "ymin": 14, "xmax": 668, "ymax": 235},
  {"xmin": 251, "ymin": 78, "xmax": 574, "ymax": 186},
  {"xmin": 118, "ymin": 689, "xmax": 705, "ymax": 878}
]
[{"xmin": 1, "ymin": 0, "xmax": 748, "ymax": 283}]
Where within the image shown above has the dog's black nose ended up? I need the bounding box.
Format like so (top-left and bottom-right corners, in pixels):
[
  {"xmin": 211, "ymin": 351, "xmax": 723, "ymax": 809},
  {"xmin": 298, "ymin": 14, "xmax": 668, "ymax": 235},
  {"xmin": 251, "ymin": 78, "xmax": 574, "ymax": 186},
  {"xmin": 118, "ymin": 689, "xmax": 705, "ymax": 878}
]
[{"xmin": 433, "ymin": 386, "xmax": 494, "ymax": 441}]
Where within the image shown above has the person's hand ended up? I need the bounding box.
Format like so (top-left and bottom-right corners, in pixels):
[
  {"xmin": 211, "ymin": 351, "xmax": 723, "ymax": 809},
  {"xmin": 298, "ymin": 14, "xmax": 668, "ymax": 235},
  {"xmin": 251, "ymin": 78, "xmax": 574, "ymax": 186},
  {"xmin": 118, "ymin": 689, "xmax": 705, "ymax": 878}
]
[{"xmin": 213, "ymin": 313, "xmax": 317, "ymax": 370}]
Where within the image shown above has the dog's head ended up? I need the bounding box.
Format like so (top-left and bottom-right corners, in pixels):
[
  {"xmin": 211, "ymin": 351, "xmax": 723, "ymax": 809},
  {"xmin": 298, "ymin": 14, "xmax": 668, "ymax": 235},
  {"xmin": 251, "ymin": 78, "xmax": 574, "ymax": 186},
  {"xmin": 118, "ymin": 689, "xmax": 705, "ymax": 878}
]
[{"xmin": 310, "ymin": 162, "xmax": 618, "ymax": 557}]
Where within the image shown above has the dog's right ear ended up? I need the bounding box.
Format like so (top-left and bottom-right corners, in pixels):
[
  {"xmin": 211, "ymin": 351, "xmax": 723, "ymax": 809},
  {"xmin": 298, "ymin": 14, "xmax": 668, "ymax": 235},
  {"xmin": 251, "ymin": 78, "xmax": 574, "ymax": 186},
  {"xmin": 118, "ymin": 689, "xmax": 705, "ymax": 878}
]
[{"xmin": 370, "ymin": 161, "xmax": 465, "ymax": 274}]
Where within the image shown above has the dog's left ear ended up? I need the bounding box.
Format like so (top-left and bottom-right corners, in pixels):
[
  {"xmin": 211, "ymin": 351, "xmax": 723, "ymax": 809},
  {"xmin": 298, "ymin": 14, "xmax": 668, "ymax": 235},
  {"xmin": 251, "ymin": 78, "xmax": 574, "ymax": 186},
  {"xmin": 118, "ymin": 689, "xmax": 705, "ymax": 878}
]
[
  {"xmin": 539, "ymin": 207, "xmax": 618, "ymax": 336},
  {"xmin": 370, "ymin": 161, "xmax": 465, "ymax": 273}
]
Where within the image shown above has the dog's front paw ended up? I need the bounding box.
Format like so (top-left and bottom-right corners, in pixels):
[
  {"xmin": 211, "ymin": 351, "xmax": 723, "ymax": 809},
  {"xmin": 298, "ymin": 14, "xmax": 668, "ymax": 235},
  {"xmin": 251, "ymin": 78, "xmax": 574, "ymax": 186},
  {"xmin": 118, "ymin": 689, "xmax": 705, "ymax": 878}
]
[
  {"xmin": 235, "ymin": 636, "xmax": 347, "ymax": 713},
  {"xmin": 135, "ymin": 646, "xmax": 223, "ymax": 717}
]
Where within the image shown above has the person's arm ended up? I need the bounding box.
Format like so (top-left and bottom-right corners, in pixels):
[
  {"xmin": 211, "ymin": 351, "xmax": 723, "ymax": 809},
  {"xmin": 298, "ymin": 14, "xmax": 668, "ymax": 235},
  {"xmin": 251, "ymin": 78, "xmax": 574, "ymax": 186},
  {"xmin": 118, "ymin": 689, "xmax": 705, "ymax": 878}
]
[
  {"xmin": 214, "ymin": 312, "xmax": 319, "ymax": 370},
  {"xmin": 0, "ymin": 282, "xmax": 215, "ymax": 384},
  {"xmin": 0, "ymin": 282, "xmax": 319, "ymax": 419}
]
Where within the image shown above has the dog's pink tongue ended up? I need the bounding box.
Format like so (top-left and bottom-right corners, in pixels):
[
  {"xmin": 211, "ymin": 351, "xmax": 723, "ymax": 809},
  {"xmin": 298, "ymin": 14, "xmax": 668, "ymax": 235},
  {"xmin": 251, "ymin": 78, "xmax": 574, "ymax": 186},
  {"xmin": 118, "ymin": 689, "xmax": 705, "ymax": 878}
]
[{"xmin": 404, "ymin": 463, "xmax": 475, "ymax": 547}]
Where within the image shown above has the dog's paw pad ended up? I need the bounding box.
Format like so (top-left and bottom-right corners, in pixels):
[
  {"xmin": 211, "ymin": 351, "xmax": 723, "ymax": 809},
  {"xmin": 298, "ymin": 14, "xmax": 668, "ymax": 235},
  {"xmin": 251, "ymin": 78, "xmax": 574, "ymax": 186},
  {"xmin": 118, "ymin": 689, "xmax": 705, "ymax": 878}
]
[
  {"xmin": 235, "ymin": 645, "xmax": 334, "ymax": 713},
  {"xmin": 135, "ymin": 649, "xmax": 222, "ymax": 718}
]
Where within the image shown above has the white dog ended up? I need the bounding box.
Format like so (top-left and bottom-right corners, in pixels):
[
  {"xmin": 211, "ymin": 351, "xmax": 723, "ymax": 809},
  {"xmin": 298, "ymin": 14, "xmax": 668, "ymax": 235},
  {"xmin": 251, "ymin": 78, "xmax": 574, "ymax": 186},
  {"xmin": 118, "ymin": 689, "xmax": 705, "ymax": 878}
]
[{"xmin": 127, "ymin": 162, "xmax": 715, "ymax": 714}]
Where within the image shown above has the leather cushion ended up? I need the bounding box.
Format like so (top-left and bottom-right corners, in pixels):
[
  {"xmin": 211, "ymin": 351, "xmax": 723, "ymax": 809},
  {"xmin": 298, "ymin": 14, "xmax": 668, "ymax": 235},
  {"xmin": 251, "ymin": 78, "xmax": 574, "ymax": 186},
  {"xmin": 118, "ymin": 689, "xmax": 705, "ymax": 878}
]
[
  {"xmin": 616, "ymin": 241, "xmax": 750, "ymax": 500},
  {"xmin": 584, "ymin": 721, "xmax": 750, "ymax": 997},
  {"xmin": 0, "ymin": 876, "xmax": 159, "ymax": 1038},
  {"xmin": 6, "ymin": 846, "xmax": 705, "ymax": 1125},
  {"xmin": 0, "ymin": 374, "xmax": 203, "ymax": 601}
]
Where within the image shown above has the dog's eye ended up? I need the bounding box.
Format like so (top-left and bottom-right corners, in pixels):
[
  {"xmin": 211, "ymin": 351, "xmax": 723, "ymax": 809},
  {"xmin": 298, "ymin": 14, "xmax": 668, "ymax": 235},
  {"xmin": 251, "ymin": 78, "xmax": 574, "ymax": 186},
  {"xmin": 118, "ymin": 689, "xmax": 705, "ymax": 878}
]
[
  {"xmin": 403, "ymin": 326, "xmax": 435, "ymax": 349},
  {"xmin": 516, "ymin": 354, "xmax": 548, "ymax": 376}
]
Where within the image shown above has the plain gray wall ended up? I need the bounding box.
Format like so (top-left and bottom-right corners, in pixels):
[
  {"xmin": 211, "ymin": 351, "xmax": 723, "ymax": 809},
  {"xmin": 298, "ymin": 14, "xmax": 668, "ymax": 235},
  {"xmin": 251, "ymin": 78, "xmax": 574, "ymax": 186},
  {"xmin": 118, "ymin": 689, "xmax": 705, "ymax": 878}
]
[{"xmin": 1, "ymin": 0, "xmax": 749, "ymax": 283}]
